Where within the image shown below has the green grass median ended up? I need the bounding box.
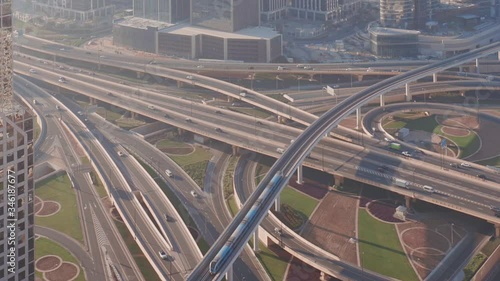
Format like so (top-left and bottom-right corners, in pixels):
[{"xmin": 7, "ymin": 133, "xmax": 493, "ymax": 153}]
[
  {"xmin": 35, "ymin": 237, "xmax": 85, "ymax": 281},
  {"xmin": 35, "ymin": 174, "xmax": 84, "ymax": 244},
  {"xmin": 358, "ymin": 209, "xmax": 418, "ymax": 281}
]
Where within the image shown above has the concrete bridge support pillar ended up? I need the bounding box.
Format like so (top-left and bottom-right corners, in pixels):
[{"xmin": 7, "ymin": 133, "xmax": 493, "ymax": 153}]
[
  {"xmin": 356, "ymin": 74, "xmax": 363, "ymax": 81},
  {"xmin": 136, "ymin": 71, "xmax": 144, "ymax": 79},
  {"xmin": 405, "ymin": 196, "xmax": 412, "ymax": 209},
  {"xmin": 231, "ymin": 145, "xmax": 240, "ymax": 156},
  {"xmin": 320, "ymin": 272, "xmax": 328, "ymax": 281},
  {"xmin": 278, "ymin": 115, "xmax": 286, "ymax": 124},
  {"xmin": 89, "ymin": 97, "xmax": 97, "ymax": 105},
  {"xmin": 177, "ymin": 128, "xmax": 185, "ymax": 136},
  {"xmin": 334, "ymin": 175, "xmax": 344, "ymax": 186},
  {"xmin": 355, "ymin": 108, "xmax": 361, "ymax": 130},
  {"xmin": 433, "ymin": 73, "xmax": 438, "ymax": 82},
  {"xmin": 177, "ymin": 81, "xmax": 184, "ymax": 88},
  {"xmin": 275, "ymin": 195, "xmax": 281, "ymax": 212},
  {"xmin": 495, "ymin": 224, "xmax": 500, "ymax": 238},
  {"xmin": 476, "ymin": 58, "xmax": 480, "ymax": 73},
  {"xmin": 296, "ymin": 164, "xmax": 303, "ymax": 184},
  {"xmin": 459, "ymin": 66, "xmax": 464, "ymax": 72},
  {"xmin": 405, "ymin": 83, "xmax": 412, "ymax": 101},
  {"xmin": 253, "ymin": 228, "xmax": 259, "ymax": 252},
  {"xmin": 380, "ymin": 94, "xmax": 385, "ymax": 107},
  {"xmin": 227, "ymin": 95, "xmax": 234, "ymax": 102},
  {"xmin": 130, "ymin": 111, "xmax": 137, "ymax": 119},
  {"xmin": 225, "ymin": 264, "xmax": 233, "ymax": 281}
]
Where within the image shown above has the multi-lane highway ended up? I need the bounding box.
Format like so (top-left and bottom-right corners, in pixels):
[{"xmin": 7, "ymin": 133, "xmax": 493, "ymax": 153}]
[
  {"xmin": 14, "ymin": 77, "xmax": 144, "ymax": 281},
  {"xmin": 186, "ymin": 41, "xmax": 500, "ymax": 281},
  {"xmin": 14, "ymin": 36, "xmax": 500, "ymax": 278}
]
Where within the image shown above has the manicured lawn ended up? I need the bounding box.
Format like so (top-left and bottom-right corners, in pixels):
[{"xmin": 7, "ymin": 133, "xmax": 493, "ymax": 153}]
[
  {"xmin": 34, "ymin": 120, "xmax": 41, "ymax": 142},
  {"xmin": 404, "ymin": 115, "xmax": 439, "ymax": 132},
  {"xmin": 114, "ymin": 220, "xmax": 160, "ymax": 281},
  {"xmin": 183, "ymin": 160, "xmax": 209, "ymax": 189},
  {"xmin": 223, "ymin": 156, "xmax": 239, "ymax": 198},
  {"xmin": 382, "ymin": 114, "xmax": 480, "ymax": 158},
  {"xmin": 358, "ymin": 209, "xmax": 418, "ymax": 281},
  {"xmin": 35, "ymin": 174, "xmax": 84, "ymax": 244},
  {"xmin": 197, "ymin": 238, "xmax": 211, "ymax": 255},
  {"xmin": 463, "ymin": 253, "xmax": 486, "ymax": 281},
  {"xmin": 89, "ymin": 170, "xmax": 108, "ymax": 198},
  {"xmin": 115, "ymin": 118, "xmax": 145, "ymax": 130},
  {"xmin": 433, "ymin": 125, "xmax": 480, "ymax": 158},
  {"xmin": 227, "ymin": 196, "xmax": 239, "ymax": 217},
  {"xmin": 280, "ymin": 186, "xmax": 318, "ymax": 218},
  {"xmin": 169, "ymin": 146, "xmax": 212, "ymax": 188},
  {"xmin": 35, "ymin": 237, "xmax": 85, "ymax": 281},
  {"xmin": 156, "ymin": 139, "xmax": 191, "ymax": 150},
  {"xmin": 256, "ymin": 242, "xmax": 289, "ymax": 281},
  {"xmin": 170, "ymin": 146, "xmax": 212, "ymax": 166}
]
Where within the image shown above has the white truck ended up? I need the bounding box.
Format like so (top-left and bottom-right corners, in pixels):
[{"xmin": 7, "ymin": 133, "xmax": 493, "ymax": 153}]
[{"xmin": 394, "ymin": 178, "xmax": 410, "ymax": 189}]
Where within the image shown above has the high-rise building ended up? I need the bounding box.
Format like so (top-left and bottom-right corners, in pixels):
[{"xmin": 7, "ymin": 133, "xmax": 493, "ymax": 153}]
[
  {"xmin": 260, "ymin": 0, "xmax": 288, "ymax": 21},
  {"xmin": 380, "ymin": 0, "xmax": 438, "ymax": 30},
  {"xmin": 133, "ymin": 0, "xmax": 190, "ymax": 23},
  {"xmin": 380, "ymin": 0, "xmax": 415, "ymax": 29},
  {"xmin": 32, "ymin": 0, "xmax": 114, "ymax": 21},
  {"xmin": 191, "ymin": 0, "xmax": 259, "ymax": 32},
  {"xmin": 1, "ymin": 0, "xmax": 36, "ymax": 280},
  {"xmin": 287, "ymin": 0, "xmax": 363, "ymax": 22}
]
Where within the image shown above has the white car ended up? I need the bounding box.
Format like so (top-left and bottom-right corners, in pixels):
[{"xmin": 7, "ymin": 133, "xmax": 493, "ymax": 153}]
[
  {"xmin": 460, "ymin": 162, "xmax": 471, "ymax": 167},
  {"xmin": 190, "ymin": 190, "xmax": 198, "ymax": 198},
  {"xmin": 117, "ymin": 151, "xmax": 124, "ymax": 157},
  {"xmin": 158, "ymin": 250, "xmax": 168, "ymax": 260},
  {"xmin": 77, "ymin": 111, "xmax": 83, "ymax": 115},
  {"xmin": 197, "ymin": 65, "xmax": 204, "ymax": 68},
  {"xmin": 29, "ymin": 69, "xmax": 37, "ymax": 74},
  {"xmin": 402, "ymin": 151, "xmax": 412, "ymax": 157}
]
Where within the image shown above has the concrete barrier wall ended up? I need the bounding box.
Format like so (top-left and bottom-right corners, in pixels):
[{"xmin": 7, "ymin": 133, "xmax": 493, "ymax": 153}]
[
  {"xmin": 34, "ymin": 168, "xmax": 65, "ymax": 184},
  {"xmin": 126, "ymin": 148, "xmax": 203, "ymax": 260},
  {"xmin": 139, "ymin": 192, "xmax": 173, "ymax": 251},
  {"xmin": 58, "ymin": 113, "xmax": 165, "ymax": 281},
  {"xmin": 472, "ymin": 243, "xmax": 500, "ymax": 281}
]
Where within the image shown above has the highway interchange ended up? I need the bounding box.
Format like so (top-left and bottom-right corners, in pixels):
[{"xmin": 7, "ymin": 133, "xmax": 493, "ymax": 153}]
[{"xmin": 14, "ymin": 36, "xmax": 500, "ymax": 281}]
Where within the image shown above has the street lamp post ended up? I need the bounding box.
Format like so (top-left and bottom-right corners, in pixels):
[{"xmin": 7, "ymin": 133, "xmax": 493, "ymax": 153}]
[
  {"xmin": 296, "ymin": 75, "xmax": 303, "ymax": 93},
  {"xmin": 451, "ymin": 223, "xmax": 454, "ymax": 246}
]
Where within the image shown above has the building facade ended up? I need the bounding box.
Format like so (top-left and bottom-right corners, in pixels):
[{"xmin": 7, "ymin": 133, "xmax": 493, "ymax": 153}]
[
  {"xmin": 32, "ymin": 0, "xmax": 114, "ymax": 21},
  {"xmin": 133, "ymin": 0, "xmax": 190, "ymax": 23},
  {"xmin": 191, "ymin": 0, "xmax": 259, "ymax": 32},
  {"xmin": 260, "ymin": 0, "xmax": 288, "ymax": 21},
  {"xmin": 380, "ymin": 0, "xmax": 415, "ymax": 29},
  {"xmin": 380, "ymin": 0, "xmax": 439, "ymax": 30},
  {"xmin": 370, "ymin": 27, "xmax": 419, "ymax": 57},
  {"xmin": 287, "ymin": 0, "xmax": 363, "ymax": 22},
  {"xmin": 0, "ymin": 0, "xmax": 36, "ymax": 280}
]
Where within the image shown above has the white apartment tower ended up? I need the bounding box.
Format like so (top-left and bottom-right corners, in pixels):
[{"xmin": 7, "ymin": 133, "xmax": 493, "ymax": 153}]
[{"xmin": 1, "ymin": 0, "xmax": 36, "ymax": 280}]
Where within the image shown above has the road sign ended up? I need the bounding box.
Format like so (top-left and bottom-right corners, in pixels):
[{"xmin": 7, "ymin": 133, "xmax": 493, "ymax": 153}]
[{"xmin": 441, "ymin": 138, "xmax": 447, "ymax": 148}]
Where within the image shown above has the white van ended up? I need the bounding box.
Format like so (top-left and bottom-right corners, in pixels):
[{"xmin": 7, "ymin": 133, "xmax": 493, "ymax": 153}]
[
  {"xmin": 423, "ymin": 185, "xmax": 434, "ymax": 193},
  {"xmin": 276, "ymin": 148, "xmax": 285, "ymax": 154},
  {"xmin": 165, "ymin": 169, "xmax": 173, "ymax": 178}
]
